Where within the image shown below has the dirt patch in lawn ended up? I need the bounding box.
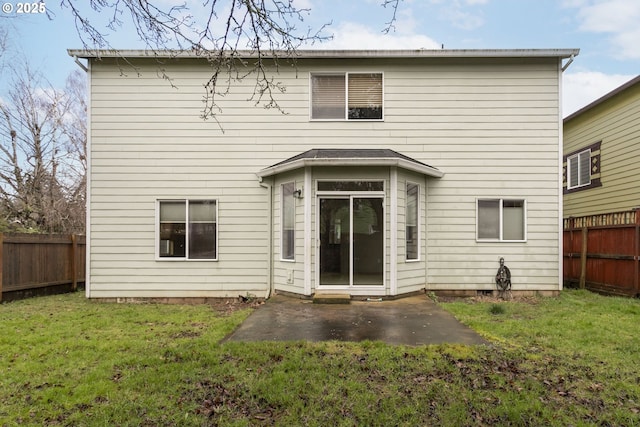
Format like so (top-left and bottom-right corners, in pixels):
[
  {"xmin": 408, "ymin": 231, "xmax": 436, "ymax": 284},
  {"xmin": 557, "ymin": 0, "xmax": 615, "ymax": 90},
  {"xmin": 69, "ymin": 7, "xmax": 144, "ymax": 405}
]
[
  {"xmin": 207, "ymin": 296, "xmax": 265, "ymax": 316},
  {"xmin": 437, "ymin": 295, "xmax": 542, "ymax": 305}
]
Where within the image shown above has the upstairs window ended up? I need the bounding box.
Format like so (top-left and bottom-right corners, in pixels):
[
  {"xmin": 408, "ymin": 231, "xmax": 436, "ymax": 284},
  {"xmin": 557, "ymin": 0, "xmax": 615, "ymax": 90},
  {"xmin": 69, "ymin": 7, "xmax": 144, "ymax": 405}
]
[
  {"xmin": 567, "ymin": 149, "xmax": 591, "ymax": 189},
  {"xmin": 311, "ymin": 73, "xmax": 383, "ymax": 120}
]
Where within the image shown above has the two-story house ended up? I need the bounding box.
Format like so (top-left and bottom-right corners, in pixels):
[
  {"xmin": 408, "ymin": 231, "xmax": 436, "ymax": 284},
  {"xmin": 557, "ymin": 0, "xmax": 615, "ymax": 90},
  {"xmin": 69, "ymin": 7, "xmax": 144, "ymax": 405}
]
[
  {"xmin": 563, "ymin": 75, "xmax": 640, "ymax": 297},
  {"xmin": 70, "ymin": 48, "xmax": 578, "ymax": 300}
]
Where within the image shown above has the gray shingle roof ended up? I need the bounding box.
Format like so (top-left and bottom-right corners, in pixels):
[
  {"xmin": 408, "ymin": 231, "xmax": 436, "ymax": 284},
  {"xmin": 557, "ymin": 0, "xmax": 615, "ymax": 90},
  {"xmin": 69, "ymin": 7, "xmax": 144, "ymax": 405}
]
[{"xmin": 257, "ymin": 148, "xmax": 443, "ymax": 178}]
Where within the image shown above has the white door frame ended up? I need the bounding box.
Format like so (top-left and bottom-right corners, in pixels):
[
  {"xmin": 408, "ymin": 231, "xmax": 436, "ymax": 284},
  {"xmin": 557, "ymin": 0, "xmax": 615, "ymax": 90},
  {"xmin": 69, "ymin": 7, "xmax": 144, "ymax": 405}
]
[{"xmin": 315, "ymin": 192, "xmax": 386, "ymax": 295}]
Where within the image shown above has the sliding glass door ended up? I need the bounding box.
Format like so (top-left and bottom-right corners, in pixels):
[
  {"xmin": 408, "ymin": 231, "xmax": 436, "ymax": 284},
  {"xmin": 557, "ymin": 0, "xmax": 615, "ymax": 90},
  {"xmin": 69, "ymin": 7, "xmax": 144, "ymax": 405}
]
[{"xmin": 319, "ymin": 196, "xmax": 383, "ymax": 287}]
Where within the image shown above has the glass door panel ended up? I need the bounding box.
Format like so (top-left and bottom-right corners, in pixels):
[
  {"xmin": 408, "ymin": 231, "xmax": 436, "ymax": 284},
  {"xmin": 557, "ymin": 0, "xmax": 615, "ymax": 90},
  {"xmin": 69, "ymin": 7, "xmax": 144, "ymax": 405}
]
[
  {"xmin": 319, "ymin": 198, "xmax": 350, "ymax": 286},
  {"xmin": 353, "ymin": 198, "xmax": 384, "ymax": 286}
]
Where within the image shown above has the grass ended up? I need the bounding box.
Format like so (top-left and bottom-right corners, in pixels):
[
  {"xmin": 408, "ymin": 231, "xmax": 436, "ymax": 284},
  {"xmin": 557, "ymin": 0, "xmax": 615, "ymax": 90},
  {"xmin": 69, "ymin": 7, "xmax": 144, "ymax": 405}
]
[{"xmin": 1, "ymin": 290, "xmax": 639, "ymax": 426}]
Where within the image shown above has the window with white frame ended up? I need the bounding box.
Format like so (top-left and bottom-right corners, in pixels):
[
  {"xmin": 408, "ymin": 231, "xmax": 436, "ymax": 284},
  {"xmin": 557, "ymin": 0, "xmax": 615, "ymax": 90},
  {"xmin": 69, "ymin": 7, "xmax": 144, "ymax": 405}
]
[
  {"xmin": 567, "ymin": 149, "xmax": 591, "ymax": 189},
  {"xmin": 158, "ymin": 200, "xmax": 217, "ymax": 260},
  {"xmin": 477, "ymin": 199, "xmax": 526, "ymax": 242},
  {"xmin": 311, "ymin": 73, "xmax": 383, "ymax": 120},
  {"xmin": 406, "ymin": 183, "xmax": 419, "ymax": 260},
  {"xmin": 281, "ymin": 182, "xmax": 295, "ymax": 261}
]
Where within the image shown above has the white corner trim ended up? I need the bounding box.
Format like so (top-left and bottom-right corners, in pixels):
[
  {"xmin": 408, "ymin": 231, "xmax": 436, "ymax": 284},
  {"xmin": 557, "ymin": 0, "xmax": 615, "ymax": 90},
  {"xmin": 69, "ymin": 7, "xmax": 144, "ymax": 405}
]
[
  {"xmin": 304, "ymin": 167, "xmax": 312, "ymax": 295},
  {"xmin": 390, "ymin": 168, "xmax": 398, "ymax": 296}
]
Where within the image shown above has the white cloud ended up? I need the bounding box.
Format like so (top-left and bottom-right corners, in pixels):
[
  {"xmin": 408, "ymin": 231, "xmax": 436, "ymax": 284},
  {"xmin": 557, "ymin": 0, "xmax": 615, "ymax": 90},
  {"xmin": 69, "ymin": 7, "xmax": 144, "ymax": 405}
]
[
  {"xmin": 431, "ymin": 0, "xmax": 486, "ymax": 31},
  {"xmin": 319, "ymin": 22, "xmax": 440, "ymax": 50},
  {"xmin": 563, "ymin": 71, "xmax": 635, "ymax": 116},
  {"xmin": 566, "ymin": 0, "xmax": 640, "ymax": 59}
]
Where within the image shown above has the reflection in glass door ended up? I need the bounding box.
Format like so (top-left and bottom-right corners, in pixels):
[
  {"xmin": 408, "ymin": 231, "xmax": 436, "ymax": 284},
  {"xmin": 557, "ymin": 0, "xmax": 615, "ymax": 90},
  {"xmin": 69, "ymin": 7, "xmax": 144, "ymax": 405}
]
[
  {"xmin": 352, "ymin": 198, "xmax": 383, "ymax": 285},
  {"xmin": 319, "ymin": 197, "xmax": 383, "ymax": 287},
  {"xmin": 319, "ymin": 198, "xmax": 350, "ymax": 286}
]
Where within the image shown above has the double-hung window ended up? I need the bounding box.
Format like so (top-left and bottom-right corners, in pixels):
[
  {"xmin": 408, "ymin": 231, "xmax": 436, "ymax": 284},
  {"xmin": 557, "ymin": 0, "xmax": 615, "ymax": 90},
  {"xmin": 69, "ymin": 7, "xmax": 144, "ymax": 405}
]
[
  {"xmin": 281, "ymin": 182, "xmax": 295, "ymax": 261},
  {"xmin": 158, "ymin": 200, "xmax": 217, "ymax": 260},
  {"xmin": 477, "ymin": 199, "xmax": 526, "ymax": 242},
  {"xmin": 311, "ymin": 73, "xmax": 383, "ymax": 120},
  {"xmin": 406, "ymin": 183, "xmax": 419, "ymax": 260},
  {"xmin": 567, "ymin": 149, "xmax": 591, "ymax": 189}
]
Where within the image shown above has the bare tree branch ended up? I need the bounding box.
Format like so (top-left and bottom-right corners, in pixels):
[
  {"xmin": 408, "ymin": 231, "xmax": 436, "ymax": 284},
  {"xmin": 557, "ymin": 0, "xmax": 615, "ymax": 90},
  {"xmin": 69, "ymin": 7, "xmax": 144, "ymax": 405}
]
[
  {"xmin": 0, "ymin": 62, "xmax": 86, "ymax": 233},
  {"xmin": 59, "ymin": 0, "xmax": 332, "ymax": 121},
  {"xmin": 381, "ymin": 0, "xmax": 401, "ymax": 34}
]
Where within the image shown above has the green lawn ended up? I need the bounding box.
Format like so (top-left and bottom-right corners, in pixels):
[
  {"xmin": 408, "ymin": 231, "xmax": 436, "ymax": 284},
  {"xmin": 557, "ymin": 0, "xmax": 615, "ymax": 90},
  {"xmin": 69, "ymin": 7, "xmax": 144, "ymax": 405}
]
[{"xmin": 1, "ymin": 290, "xmax": 639, "ymax": 426}]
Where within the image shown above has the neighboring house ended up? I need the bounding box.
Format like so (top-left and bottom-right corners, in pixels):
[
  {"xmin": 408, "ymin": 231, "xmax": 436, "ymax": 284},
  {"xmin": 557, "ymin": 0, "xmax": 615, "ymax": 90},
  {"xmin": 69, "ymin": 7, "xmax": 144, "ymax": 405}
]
[
  {"xmin": 70, "ymin": 48, "xmax": 578, "ymax": 300},
  {"xmin": 562, "ymin": 75, "xmax": 640, "ymax": 297},
  {"xmin": 563, "ymin": 75, "xmax": 640, "ymax": 218}
]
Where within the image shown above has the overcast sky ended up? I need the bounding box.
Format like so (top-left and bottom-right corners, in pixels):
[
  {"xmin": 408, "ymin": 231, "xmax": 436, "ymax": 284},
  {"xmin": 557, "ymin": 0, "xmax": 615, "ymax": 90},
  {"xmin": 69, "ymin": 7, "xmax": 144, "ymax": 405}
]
[{"xmin": 1, "ymin": 0, "xmax": 638, "ymax": 116}]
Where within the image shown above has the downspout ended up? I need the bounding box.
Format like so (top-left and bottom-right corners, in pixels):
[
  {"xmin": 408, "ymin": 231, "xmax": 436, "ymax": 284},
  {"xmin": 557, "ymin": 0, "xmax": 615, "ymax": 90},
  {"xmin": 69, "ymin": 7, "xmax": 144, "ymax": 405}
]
[
  {"xmin": 558, "ymin": 54, "xmax": 576, "ymax": 292},
  {"xmin": 71, "ymin": 54, "xmax": 91, "ymax": 298},
  {"xmin": 73, "ymin": 56, "xmax": 89, "ymax": 73},
  {"xmin": 561, "ymin": 54, "xmax": 575, "ymax": 72},
  {"xmin": 259, "ymin": 176, "xmax": 274, "ymax": 299}
]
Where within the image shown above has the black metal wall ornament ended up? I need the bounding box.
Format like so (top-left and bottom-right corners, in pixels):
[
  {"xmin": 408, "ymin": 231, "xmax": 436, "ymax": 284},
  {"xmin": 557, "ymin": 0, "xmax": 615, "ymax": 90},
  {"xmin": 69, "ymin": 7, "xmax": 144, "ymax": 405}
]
[{"xmin": 495, "ymin": 257, "xmax": 512, "ymax": 300}]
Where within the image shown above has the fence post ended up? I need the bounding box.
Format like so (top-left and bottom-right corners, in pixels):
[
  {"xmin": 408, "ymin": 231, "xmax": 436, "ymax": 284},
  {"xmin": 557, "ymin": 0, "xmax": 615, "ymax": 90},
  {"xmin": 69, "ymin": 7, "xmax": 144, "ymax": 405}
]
[
  {"xmin": 580, "ymin": 226, "xmax": 588, "ymax": 289},
  {"xmin": 71, "ymin": 234, "xmax": 78, "ymax": 292},
  {"xmin": 568, "ymin": 218, "xmax": 574, "ymax": 285},
  {"xmin": 0, "ymin": 233, "xmax": 3, "ymax": 302}
]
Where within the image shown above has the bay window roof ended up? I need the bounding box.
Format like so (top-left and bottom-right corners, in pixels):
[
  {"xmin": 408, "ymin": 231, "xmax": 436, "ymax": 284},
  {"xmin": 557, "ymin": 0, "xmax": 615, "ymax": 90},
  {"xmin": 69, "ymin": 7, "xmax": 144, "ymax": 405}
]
[{"xmin": 256, "ymin": 148, "xmax": 444, "ymax": 178}]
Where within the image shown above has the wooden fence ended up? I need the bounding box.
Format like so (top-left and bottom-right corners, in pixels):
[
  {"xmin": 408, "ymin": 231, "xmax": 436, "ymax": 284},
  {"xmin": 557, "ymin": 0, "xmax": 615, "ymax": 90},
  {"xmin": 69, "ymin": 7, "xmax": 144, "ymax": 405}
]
[
  {"xmin": 0, "ymin": 233, "xmax": 86, "ymax": 302},
  {"xmin": 563, "ymin": 210, "xmax": 640, "ymax": 297}
]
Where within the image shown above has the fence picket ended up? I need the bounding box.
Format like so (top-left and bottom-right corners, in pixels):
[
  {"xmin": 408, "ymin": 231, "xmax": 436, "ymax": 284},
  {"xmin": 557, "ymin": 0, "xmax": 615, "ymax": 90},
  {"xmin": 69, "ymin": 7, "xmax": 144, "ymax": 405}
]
[
  {"xmin": 0, "ymin": 233, "xmax": 86, "ymax": 301},
  {"xmin": 564, "ymin": 210, "xmax": 640, "ymax": 297}
]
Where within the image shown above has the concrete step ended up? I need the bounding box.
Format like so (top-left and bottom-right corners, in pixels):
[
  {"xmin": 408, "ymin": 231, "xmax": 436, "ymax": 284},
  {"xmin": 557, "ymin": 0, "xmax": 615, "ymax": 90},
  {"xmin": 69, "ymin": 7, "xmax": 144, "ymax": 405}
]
[{"xmin": 312, "ymin": 293, "xmax": 351, "ymax": 304}]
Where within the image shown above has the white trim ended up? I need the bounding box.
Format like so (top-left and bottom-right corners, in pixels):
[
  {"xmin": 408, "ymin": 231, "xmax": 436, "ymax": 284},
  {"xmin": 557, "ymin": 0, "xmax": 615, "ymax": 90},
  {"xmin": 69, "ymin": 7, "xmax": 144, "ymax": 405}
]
[
  {"xmin": 280, "ymin": 181, "xmax": 296, "ymax": 262},
  {"xmin": 566, "ymin": 149, "xmax": 592, "ymax": 190},
  {"xmin": 558, "ymin": 63, "xmax": 564, "ymax": 291},
  {"xmin": 424, "ymin": 176, "xmax": 430, "ymax": 289},
  {"xmin": 85, "ymin": 60, "xmax": 92, "ymax": 298},
  {"xmin": 309, "ymin": 71, "xmax": 384, "ymax": 122},
  {"xmin": 476, "ymin": 198, "xmax": 528, "ymax": 243},
  {"xmin": 303, "ymin": 168, "xmax": 312, "ymax": 295},
  {"xmin": 258, "ymin": 157, "xmax": 444, "ymax": 179},
  {"xmin": 390, "ymin": 168, "xmax": 398, "ymax": 295},
  {"xmin": 405, "ymin": 181, "xmax": 421, "ymax": 262},
  {"xmin": 315, "ymin": 192, "xmax": 386, "ymax": 291},
  {"xmin": 69, "ymin": 48, "xmax": 580, "ymax": 60},
  {"xmin": 155, "ymin": 199, "xmax": 219, "ymax": 261}
]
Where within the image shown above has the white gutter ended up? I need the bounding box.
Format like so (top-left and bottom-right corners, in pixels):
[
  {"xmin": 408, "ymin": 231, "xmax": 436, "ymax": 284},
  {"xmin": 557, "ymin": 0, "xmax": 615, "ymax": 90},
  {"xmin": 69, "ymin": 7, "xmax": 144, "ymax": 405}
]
[
  {"xmin": 257, "ymin": 158, "xmax": 444, "ymax": 179},
  {"xmin": 258, "ymin": 177, "xmax": 274, "ymax": 299},
  {"xmin": 68, "ymin": 48, "xmax": 580, "ymax": 60}
]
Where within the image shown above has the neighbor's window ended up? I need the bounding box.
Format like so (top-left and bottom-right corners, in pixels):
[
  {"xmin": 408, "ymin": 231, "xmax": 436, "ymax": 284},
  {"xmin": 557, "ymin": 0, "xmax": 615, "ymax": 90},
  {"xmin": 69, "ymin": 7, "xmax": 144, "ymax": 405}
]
[
  {"xmin": 567, "ymin": 149, "xmax": 591, "ymax": 189},
  {"xmin": 281, "ymin": 182, "xmax": 295, "ymax": 261},
  {"xmin": 406, "ymin": 183, "xmax": 419, "ymax": 260},
  {"xmin": 311, "ymin": 73, "xmax": 383, "ymax": 120},
  {"xmin": 477, "ymin": 199, "xmax": 526, "ymax": 242},
  {"xmin": 158, "ymin": 200, "xmax": 217, "ymax": 260}
]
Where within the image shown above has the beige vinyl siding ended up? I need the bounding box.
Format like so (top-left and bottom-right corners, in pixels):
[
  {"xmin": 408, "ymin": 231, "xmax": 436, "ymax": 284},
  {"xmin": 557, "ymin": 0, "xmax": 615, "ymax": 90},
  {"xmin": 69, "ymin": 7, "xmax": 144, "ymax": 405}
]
[
  {"xmin": 273, "ymin": 173, "xmax": 305, "ymax": 295},
  {"xmin": 564, "ymin": 83, "xmax": 640, "ymax": 217},
  {"xmin": 88, "ymin": 56, "xmax": 561, "ymax": 297},
  {"xmin": 397, "ymin": 172, "xmax": 428, "ymax": 294}
]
